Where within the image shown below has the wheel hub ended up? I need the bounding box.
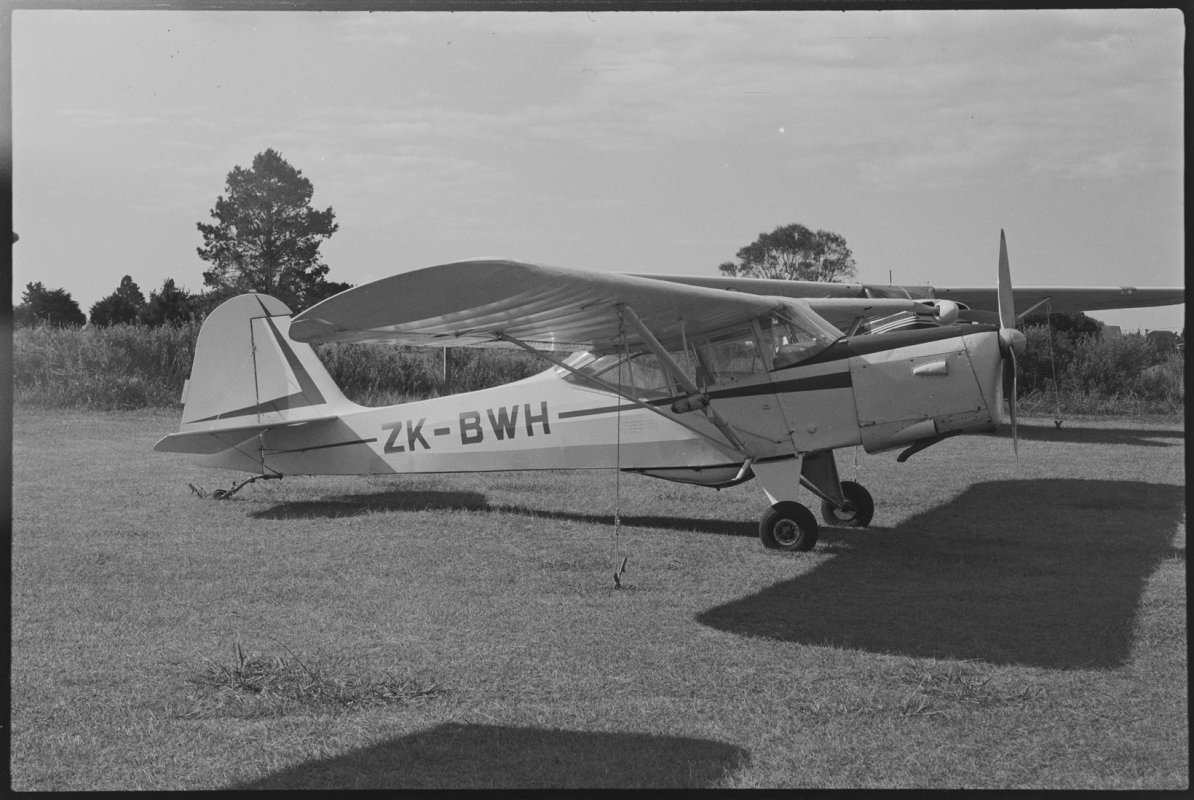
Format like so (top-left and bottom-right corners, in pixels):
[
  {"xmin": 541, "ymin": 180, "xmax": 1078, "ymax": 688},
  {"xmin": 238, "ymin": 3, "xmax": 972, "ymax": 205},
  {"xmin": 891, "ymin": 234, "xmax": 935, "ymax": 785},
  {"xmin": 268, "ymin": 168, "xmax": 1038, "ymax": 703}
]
[
  {"xmin": 831, "ymin": 502, "xmax": 857, "ymax": 522},
  {"xmin": 774, "ymin": 518, "xmax": 800, "ymax": 546}
]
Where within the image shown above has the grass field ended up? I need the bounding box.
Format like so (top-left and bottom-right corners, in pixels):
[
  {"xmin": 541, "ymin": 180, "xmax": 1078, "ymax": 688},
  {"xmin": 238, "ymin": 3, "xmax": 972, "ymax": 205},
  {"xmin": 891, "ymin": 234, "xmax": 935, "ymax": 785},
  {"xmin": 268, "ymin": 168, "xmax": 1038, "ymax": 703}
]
[{"xmin": 10, "ymin": 407, "xmax": 1187, "ymax": 789}]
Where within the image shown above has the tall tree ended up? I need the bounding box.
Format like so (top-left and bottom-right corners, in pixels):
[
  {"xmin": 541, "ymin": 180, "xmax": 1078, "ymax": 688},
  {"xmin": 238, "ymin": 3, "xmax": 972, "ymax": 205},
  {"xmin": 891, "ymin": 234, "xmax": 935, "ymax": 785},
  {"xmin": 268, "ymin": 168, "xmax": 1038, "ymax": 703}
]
[
  {"xmin": 718, "ymin": 223, "xmax": 857, "ymax": 282},
  {"xmin": 197, "ymin": 148, "xmax": 339, "ymax": 310},
  {"xmin": 15, "ymin": 282, "xmax": 86, "ymax": 328},
  {"xmin": 89, "ymin": 275, "xmax": 146, "ymax": 326},
  {"xmin": 139, "ymin": 278, "xmax": 199, "ymax": 326}
]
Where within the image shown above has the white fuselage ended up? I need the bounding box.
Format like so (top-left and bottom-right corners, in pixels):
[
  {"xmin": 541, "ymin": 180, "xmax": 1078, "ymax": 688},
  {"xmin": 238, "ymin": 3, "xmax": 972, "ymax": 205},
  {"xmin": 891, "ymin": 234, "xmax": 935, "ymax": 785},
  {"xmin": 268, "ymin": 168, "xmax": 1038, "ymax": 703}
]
[{"xmin": 219, "ymin": 325, "xmax": 1003, "ymax": 482}]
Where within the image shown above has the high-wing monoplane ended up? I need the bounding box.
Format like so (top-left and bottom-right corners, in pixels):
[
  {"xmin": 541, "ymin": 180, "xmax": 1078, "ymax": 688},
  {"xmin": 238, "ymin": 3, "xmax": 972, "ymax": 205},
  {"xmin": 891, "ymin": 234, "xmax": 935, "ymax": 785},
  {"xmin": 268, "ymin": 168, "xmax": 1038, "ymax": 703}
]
[{"xmin": 155, "ymin": 233, "xmax": 1183, "ymax": 551}]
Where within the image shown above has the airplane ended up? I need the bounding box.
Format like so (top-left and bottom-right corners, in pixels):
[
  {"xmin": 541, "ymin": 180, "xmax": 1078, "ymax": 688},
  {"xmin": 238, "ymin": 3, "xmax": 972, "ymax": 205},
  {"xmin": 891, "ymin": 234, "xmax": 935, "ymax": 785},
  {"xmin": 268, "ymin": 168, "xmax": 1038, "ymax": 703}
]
[{"xmin": 154, "ymin": 232, "xmax": 1183, "ymax": 552}]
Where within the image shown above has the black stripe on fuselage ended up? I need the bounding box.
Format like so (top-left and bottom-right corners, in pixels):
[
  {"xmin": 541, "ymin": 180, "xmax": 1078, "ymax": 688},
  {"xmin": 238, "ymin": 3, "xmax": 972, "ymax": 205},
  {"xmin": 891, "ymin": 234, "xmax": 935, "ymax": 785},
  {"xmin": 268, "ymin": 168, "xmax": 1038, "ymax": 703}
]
[
  {"xmin": 557, "ymin": 324, "xmax": 996, "ymax": 421},
  {"xmin": 779, "ymin": 324, "xmax": 997, "ymax": 371},
  {"xmin": 558, "ymin": 371, "xmax": 851, "ymax": 420},
  {"xmin": 265, "ymin": 437, "xmax": 378, "ymax": 455}
]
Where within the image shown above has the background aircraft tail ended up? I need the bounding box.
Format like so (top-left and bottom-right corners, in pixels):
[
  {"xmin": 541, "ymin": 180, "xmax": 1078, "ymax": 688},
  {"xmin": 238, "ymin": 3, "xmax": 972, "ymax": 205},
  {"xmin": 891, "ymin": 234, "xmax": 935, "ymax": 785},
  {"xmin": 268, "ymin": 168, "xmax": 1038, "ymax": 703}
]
[{"xmin": 175, "ymin": 293, "xmax": 360, "ymax": 435}]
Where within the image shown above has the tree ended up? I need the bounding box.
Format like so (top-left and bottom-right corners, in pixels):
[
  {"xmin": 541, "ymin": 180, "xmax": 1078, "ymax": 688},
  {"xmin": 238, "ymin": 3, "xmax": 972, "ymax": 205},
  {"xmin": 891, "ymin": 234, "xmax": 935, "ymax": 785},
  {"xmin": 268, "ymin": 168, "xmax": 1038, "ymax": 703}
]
[
  {"xmin": 89, "ymin": 275, "xmax": 146, "ymax": 326},
  {"xmin": 718, "ymin": 223, "xmax": 857, "ymax": 282},
  {"xmin": 15, "ymin": 282, "xmax": 86, "ymax": 327},
  {"xmin": 305, "ymin": 279, "xmax": 353, "ymax": 306},
  {"xmin": 139, "ymin": 278, "xmax": 199, "ymax": 326},
  {"xmin": 1022, "ymin": 310, "xmax": 1103, "ymax": 341},
  {"xmin": 197, "ymin": 148, "xmax": 340, "ymax": 310}
]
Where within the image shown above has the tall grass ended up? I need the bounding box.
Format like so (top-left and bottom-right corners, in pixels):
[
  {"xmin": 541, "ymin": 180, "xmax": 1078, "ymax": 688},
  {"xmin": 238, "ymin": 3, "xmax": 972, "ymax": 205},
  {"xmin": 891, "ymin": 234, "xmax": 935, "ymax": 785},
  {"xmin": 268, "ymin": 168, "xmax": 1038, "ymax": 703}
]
[
  {"xmin": 1017, "ymin": 327, "xmax": 1184, "ymax": 417},
  {"xmin": 313, "ymin": 344, "xmax": 543, "ymax": 406},
  {"xmin": 12, "ymin": 323, "xmax": 543, "ymax": 410},
  {"xmin": 13, "ymin": 322, "xmax": 200, "ymax": 409},
  {"xmin": 11, "ymin": 322, "xmax": 1184, "ymax": 415}
]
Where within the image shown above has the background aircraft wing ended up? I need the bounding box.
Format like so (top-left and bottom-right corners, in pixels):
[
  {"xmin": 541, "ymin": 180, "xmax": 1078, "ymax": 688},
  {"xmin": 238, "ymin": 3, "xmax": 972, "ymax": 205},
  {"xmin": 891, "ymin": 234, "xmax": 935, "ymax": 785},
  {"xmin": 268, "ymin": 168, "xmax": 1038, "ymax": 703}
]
[
  {"xmin": 637, "ymin": 274, "xmax": 1183, "ymax": 324},
  {"xmin": 289, "ymin": 259, "xmax": 796, "ymax": 352},
  {"xmin": 929, "ymin": 286, "xmax": 1185, "ymax": 316}
]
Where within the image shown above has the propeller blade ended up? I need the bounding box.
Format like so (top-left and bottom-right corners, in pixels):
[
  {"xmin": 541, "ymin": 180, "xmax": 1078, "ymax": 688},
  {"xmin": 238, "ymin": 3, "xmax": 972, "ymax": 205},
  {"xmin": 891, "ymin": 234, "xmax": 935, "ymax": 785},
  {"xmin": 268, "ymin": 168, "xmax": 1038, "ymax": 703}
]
[
  {"xmin": 1001, "ymin": 348, "xmax": 1020, "ymax": 455},
  {"xmin": 997, "ymin": 229, "xmax": 1015, "ymax": 331},
  {"xmin": 1007, "ymin": 347, "xmax": 1019, "ymax": 456}
]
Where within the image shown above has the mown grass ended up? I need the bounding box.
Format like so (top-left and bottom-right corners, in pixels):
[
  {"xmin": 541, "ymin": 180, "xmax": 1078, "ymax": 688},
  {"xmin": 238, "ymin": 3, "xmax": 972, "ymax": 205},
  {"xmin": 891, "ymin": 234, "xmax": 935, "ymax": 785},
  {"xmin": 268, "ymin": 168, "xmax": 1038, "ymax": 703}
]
[{"xmin": 10, "ymin": 408, "xmax": 1186, "ymax": 789}]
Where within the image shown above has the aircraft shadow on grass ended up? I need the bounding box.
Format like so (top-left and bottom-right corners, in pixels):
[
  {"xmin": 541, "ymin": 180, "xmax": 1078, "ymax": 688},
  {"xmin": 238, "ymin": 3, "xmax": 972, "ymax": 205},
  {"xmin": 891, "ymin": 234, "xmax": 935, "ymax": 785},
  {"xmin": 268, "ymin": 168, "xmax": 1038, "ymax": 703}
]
[
  {"xmin": 248, "ymin": 477, "xmax": 1182, "ymax": 670},
  {"xmin": 698, "ymin": 478, "xmax": 1185, "ymax": 670},
  {"xmin": 252, "ymin": 488, "xmax": 757, "ymax": 537},
  {"xmin": 250, "ymin": 490, "xmax": 490, "ymax": 519},
  {"xmin": 231, "ymin": 722, "xmax": 747, "ymax": 790},
  {"xmin": 979, "ymin": 421, "xmax": 1184, "ymax": 447}
]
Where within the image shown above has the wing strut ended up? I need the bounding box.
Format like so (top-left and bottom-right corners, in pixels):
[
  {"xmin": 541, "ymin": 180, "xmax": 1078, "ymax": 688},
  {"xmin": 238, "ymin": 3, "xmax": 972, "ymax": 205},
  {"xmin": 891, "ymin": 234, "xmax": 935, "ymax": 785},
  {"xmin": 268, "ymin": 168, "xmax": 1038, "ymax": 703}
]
[
  {"xmin": 1016, "ymin": 295, "xmax": 1053, "ymax": 322},
  {"xmin": 616, "ymin": 304, "xmax": 753, "ymax": 457}
]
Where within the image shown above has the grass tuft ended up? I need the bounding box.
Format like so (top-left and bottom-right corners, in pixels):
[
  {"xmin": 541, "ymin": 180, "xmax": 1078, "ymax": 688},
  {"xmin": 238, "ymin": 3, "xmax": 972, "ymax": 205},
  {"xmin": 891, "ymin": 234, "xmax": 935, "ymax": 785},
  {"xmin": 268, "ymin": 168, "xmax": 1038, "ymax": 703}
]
[
  {"xmin": 896, "ymin": 662, "xmax": 1045, "ymax": 717},
  {"xmin": 180, "ymin": 641, "xmax": 443, "ymax": 719}
]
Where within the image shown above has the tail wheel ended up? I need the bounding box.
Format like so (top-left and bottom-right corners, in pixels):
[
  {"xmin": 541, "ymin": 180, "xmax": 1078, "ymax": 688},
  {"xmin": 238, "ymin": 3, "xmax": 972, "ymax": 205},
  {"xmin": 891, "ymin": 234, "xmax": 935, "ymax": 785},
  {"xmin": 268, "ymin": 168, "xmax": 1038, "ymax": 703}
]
[
  {"xmin": 820, "ymin": 480, "xmax": 874, "ymax": 527},
  {"xmin": 759, "ymin": 501, "xmax": 819, "ymax": 551}
]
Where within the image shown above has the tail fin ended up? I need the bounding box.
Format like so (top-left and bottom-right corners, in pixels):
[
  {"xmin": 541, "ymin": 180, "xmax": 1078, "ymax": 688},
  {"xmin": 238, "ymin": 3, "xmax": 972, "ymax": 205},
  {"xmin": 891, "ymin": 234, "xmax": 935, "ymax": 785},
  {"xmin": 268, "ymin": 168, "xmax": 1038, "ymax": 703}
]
[{"xmin": 178, "ymin": 293, "xmax": 359, "ymax": 433}]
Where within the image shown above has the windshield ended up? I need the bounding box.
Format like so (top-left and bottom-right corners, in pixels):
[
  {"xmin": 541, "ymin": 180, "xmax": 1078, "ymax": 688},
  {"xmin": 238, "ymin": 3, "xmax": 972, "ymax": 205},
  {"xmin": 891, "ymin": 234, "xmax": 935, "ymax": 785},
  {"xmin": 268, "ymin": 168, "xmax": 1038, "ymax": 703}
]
[{"xmin": 768, "ymin": 301, "xmax": 843, "ymax": 368}]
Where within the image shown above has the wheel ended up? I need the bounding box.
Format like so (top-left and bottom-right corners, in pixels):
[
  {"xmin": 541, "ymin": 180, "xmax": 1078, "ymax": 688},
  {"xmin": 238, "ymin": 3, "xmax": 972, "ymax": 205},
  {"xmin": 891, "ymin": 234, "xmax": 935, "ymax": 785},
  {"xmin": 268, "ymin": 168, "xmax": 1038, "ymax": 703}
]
[
  {"xmin": 759, "ymin": 501, "xmax": 819, "ymax": 551},
  {"xmin": 819, "ymin": 480, "xmax": 874, "ymax": 528}
]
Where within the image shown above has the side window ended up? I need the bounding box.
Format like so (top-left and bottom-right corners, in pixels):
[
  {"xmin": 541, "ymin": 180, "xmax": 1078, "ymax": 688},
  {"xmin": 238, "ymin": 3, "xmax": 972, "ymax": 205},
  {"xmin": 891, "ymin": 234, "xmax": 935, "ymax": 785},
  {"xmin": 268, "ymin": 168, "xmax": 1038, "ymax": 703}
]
[
  {"xmin": 563, "ymin": 352, "xmax": 679, "ymax": 398},
  {"xmin": 695, "ymin": 324, "xmax": 767, "ymax": 386}
]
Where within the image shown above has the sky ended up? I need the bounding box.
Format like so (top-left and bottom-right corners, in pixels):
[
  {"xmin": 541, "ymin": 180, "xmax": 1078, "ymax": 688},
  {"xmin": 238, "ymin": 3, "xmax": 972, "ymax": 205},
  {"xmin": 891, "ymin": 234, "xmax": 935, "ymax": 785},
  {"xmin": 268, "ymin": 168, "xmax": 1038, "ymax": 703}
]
[{"xmin": 11, "ymin": 7, "xmax": 1186, "ymax": 332}]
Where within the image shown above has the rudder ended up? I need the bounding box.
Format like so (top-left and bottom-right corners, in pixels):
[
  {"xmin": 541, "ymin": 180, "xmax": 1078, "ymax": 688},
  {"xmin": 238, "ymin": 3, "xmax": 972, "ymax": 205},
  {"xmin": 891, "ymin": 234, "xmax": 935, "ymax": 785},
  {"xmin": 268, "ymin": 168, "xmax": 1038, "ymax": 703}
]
[{"xmin": 179, "ymin": 293, "xmax": 359, "ymax": 433}]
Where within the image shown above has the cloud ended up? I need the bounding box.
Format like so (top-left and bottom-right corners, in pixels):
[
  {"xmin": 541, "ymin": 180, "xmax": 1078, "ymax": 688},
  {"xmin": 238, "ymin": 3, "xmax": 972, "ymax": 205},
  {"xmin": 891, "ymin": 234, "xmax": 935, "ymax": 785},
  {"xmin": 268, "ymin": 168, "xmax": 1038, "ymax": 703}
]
[{"xmin": 58, "ymin": 108, "xmax": 164, "ymax": 128}]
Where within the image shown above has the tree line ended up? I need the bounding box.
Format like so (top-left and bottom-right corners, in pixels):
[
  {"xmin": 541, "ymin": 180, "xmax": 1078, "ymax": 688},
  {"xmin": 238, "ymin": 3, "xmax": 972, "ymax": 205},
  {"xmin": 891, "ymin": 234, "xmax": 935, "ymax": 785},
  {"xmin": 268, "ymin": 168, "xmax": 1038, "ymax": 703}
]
[
  {"xmin": 14, "ymin": 148, "xmax": 349, "ymax": 329},
  {"xmin": 12, "ymin": 146, "xmax": 1163, "ymax": 353}
]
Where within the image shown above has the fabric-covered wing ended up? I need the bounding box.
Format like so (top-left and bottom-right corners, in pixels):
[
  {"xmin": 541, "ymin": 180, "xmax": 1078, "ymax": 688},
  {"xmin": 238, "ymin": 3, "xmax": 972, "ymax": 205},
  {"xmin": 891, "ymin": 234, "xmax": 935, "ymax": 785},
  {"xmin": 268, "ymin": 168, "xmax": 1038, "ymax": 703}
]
[{"xmin": 289, "ymin": 259, "xmax": 792, "ymax": 351}]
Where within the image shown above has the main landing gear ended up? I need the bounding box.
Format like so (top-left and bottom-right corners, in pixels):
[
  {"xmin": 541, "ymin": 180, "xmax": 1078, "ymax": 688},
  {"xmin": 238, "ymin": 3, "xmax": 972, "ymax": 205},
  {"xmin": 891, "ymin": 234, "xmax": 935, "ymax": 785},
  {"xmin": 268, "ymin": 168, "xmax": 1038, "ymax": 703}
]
[
  {"xmin": 753, "ymin": 451, "xmax": 874, "ymax": 552},
  {"xmin": 759, "ymin": 501, "xmax": 820, "ymax": 551}
]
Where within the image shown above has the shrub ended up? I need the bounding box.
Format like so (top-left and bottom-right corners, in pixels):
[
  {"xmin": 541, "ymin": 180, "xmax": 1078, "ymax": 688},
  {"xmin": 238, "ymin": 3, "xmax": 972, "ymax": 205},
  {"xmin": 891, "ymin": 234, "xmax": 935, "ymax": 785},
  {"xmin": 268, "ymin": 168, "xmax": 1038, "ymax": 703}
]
[
  {"xmin": 314, "ymin": 344, "xmax": 545, "ymax": 406},
  {"xmin": 13, "ymin": 325, "xmax": 545, "ymax": 410},
  {"xmin": 1015, "ymin": 327, "xmax": 1183, "ymax": 416},
  {"xmin": 14, "ymin": 322, "xmax": 199, "ymax": 409},
  {"xmin": 11, "ymin": 321, "xmax": 1181, "ymax": 416}
]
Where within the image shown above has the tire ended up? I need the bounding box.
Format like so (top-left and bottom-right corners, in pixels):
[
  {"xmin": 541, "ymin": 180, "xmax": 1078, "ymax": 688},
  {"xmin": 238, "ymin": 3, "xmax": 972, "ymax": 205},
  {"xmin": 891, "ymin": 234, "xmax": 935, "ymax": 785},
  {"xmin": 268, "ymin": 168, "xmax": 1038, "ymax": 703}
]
[
  {"xmin": 819, "ymin": 480, "xmax": 874, "ymax": 528},
  {"xmin": 759, "ymin": 501, "xmax": 819, "ymax": 551}
]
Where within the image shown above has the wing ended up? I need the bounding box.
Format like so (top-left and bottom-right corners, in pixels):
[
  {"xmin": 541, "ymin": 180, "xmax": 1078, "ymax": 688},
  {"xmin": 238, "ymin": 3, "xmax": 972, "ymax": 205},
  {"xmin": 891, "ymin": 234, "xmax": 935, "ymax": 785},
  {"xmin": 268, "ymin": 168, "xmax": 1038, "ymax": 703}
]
[
  {"xmin": 637, "ymin": 274, "xmax": 1183, "ymax": 323},
  {"xmin": 289, "ymin": 259, "xmax": 804, "ymax": 352},
  {"xmin": 627, "ymin": 273, "xmax": 946, "ymax": 330}
]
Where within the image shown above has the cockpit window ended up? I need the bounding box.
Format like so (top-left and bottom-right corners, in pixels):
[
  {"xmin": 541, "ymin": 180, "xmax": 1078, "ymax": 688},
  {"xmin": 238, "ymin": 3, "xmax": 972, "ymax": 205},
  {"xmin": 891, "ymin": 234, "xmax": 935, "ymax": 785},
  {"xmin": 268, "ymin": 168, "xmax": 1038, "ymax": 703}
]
[
  {"xmin": 562, "ymin": 301, "xmax": 842, "ymax": 395},
  {"xmin": 563, "ymin": 351, "xmax": 679, "ymax": 398},
  {"xmin": 694, "ymin": 327, "xmax": 768, "ymax": 386}
]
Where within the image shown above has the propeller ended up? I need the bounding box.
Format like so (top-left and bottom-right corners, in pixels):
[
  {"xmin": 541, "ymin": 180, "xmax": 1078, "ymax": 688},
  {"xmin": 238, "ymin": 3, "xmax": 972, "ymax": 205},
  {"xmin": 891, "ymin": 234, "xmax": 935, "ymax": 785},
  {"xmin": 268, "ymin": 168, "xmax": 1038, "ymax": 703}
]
[{"xmin": 996, "ymin": 230, "xmax": 1027, "ymax": 455}]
